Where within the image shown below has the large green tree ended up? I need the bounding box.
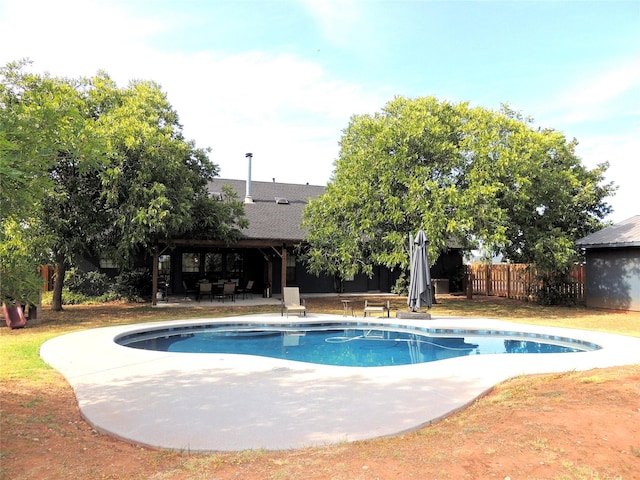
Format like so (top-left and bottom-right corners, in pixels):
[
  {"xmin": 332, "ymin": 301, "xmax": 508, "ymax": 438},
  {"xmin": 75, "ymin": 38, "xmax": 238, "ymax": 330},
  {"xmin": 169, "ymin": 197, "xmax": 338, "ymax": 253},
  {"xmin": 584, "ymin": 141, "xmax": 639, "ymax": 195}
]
[
  {"xmin": 1, "ymin": 61, "xmax": 44, "ymax": 306},
  {"xmin": 96, "ymin": 77, "xmax": 222, "ymax": 262},
  {"xmin": 1, "ymin": 60, "xmax": 100, "ymax": 307},
  {"xmin": 41, "ymin": 79, "xmax": 109, "ymax": 311},
  {"xmin": 302, "ymin": 96, "xmax": 614, "ymax": 295},
  {"xmin": 1, "ymin": 61, "xmax": 246, "ymax": 310},
  {"xmin": 95, "ymin": 76, "xmax": 247, "ymax": 303},
  {"xmin": 1, "ymin": 61, "xmax": 51, "ymax": 222}
]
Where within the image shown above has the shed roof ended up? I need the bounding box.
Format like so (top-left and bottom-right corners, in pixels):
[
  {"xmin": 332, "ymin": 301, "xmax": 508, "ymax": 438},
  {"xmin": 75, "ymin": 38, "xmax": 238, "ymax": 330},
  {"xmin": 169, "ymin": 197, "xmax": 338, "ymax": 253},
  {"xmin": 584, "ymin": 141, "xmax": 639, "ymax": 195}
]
[
  {"xmin": 576, "ymin": 215, "xmax": 640, "ymax": 249},
  {"xmin": 208, "ymin": 178, "xmax": 325, "ymax": 242}
]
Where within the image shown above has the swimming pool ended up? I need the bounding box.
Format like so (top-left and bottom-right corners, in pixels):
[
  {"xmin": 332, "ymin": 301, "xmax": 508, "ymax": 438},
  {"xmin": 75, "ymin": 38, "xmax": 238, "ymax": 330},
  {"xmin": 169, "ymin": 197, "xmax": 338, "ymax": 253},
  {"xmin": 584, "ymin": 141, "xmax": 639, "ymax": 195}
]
[
  {"xmin": 41, "ymin": 315, "xmax": 640, "ymax": 451},
  {"xmin": 115, "ymin": 321, "xmax": 600, "ymax": 367}
]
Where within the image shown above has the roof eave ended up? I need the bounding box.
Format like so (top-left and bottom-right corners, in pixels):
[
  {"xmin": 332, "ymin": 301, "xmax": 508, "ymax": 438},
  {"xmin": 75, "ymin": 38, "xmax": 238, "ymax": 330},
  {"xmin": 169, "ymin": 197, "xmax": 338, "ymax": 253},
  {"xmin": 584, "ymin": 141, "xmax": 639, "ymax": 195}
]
[{"xmin": 577, "ymin": 241, "xmax": 640, "ymax": 249}]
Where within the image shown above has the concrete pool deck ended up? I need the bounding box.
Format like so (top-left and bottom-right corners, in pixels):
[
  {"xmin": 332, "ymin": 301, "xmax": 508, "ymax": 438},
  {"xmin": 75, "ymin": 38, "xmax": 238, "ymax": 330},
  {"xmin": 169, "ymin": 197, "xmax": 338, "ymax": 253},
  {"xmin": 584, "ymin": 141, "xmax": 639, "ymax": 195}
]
[{"xmin": 40, "ymin": 315, "xmax": 640, "ymax": 452}]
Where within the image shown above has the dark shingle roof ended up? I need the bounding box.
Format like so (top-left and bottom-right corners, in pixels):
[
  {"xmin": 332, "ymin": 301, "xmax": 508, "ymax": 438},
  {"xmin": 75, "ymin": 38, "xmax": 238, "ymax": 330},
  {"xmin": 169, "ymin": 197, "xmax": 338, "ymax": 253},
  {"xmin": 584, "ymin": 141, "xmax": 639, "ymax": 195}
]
[
  {"xmin": 208, "ymin": 178, "xmax": 326, "ymax": 242},
  {"xmin": 576, "ymin": 215, "xmax": 640, "ymax": 248}
]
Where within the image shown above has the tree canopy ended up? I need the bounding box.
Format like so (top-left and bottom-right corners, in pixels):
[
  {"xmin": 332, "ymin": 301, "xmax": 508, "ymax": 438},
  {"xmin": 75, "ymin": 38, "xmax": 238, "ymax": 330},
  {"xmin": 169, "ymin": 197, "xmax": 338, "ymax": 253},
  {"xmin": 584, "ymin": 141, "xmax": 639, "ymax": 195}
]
[
  {"xmin": 0, "ymin": 60, "xmax": 246, "ymax": 309},
  {"xmin": 302, "ymin": 96, "xmax": 614, "ymax": 289},
  {"xmin": 0, "ymin": 60, "xmax": 93, "ymax": 306},
  {"xmin": 93, "ymin": 75, "xmax": 227, "ymax": 263}
]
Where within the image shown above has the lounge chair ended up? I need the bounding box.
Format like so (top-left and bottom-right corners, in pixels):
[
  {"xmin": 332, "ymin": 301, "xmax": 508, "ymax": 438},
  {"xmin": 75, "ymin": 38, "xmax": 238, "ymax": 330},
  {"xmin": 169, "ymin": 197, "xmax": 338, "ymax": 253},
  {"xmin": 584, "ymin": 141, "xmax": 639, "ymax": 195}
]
[
  {"xmin": 363, "ymin": 299, "xmax": 390, "ymax": 317},
  {"xmin": 281, "ymin": 287, "xmax": 306, "ymax": 317}
]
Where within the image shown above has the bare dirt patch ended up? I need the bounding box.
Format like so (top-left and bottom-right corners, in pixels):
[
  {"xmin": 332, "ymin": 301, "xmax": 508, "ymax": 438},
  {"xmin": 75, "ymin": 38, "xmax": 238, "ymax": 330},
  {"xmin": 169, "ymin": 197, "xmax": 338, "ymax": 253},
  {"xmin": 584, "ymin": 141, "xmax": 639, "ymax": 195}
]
[{"xmin": 2, "ymin": 365, "xmax": 639, "ymax": 479}]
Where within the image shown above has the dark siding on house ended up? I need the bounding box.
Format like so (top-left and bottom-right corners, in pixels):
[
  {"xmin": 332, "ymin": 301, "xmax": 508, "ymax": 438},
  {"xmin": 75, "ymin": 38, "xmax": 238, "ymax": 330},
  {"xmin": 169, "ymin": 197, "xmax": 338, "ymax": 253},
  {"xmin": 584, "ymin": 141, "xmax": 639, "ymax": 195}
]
[
  {"xmin": 584, "ymin": 247, "xmax": 640, "ymax": 312},
  {"xmin": 577, "ymin": 216, "xmax": 640, "ymax": 312}
]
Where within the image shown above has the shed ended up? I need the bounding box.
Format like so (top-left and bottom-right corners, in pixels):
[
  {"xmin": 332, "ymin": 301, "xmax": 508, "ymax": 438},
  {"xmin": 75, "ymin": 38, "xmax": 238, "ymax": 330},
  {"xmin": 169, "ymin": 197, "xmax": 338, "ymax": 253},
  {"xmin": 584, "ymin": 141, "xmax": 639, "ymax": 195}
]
[{"xmin": 576, "ymin": 215, "xmax": 640, "ymax": 312}]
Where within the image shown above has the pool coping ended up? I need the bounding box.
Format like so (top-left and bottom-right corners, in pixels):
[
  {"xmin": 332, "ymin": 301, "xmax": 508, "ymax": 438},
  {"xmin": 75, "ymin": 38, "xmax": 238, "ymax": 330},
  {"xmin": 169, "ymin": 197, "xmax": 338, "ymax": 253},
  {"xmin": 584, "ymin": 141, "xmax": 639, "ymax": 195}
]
[{"xmin": 40, "ymin": 315, "xmax": 640, "ymax": 452}]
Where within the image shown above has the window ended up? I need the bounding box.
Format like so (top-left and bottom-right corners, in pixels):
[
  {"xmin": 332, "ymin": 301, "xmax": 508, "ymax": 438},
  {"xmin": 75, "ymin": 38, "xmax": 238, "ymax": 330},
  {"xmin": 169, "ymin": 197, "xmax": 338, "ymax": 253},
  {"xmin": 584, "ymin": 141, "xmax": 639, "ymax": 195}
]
[
  {"xmin": 158, "ymin": 255, "xmax": 171, "ymax": 276},
  {"xmin": 205, "ymin": 253, "xmax": 222, "ymax": 276},
  {"xmin": 226, "ymin": 253, "xmax": 243, "ymax": 279},
  {"xmin": 99, "ymin": 257, "xmax": 118, "ymax": 269},
  {"xmin": 182, "ymin": 253, "xmax": 200, "ymax": 273}
]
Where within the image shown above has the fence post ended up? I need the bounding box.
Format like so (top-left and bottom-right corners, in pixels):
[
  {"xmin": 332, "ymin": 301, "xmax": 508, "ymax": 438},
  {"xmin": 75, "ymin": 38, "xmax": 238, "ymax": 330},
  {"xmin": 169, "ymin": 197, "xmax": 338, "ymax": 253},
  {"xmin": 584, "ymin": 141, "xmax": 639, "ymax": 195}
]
[
  {"xmin": 485, "ymin": 264, "xmax": 491, "ymax": 296},
  {"xmin": 507, "ymin": 265, "xmax": 512, "ymax": 299}
]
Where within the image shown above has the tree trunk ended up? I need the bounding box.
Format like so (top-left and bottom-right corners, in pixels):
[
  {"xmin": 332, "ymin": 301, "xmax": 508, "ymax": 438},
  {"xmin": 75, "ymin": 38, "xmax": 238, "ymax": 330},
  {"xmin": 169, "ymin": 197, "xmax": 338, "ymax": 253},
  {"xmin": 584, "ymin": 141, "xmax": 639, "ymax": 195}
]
[
  {"xmin": 51, "ymin": 253, "xmax": 67, "ymax": 312},
  {"xmin": 151, "ymin": 250, "xmax": 159, "ymax": 306}
]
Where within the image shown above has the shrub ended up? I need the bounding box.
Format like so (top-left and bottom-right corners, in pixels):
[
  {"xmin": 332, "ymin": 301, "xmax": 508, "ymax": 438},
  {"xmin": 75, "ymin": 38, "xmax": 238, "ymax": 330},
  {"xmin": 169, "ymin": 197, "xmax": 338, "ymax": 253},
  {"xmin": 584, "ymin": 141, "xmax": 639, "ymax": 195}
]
[
  {"xmin": 41, "ymin": 289, "xmax": 119, "ymax": 306},
  {"xmin": 113, "ymin": 268, "xmax": 152, "ymax": 301},
  {"xmin": 391, "ymin": 272, "xmax": 408, "ymax": 295},
  {"xmin": 534, "ymin": 270, "xmax": 581, "ymax": 307},
  {"xmin": 65, "ymin": 269, "xmax": 111, "ymax": 297}
]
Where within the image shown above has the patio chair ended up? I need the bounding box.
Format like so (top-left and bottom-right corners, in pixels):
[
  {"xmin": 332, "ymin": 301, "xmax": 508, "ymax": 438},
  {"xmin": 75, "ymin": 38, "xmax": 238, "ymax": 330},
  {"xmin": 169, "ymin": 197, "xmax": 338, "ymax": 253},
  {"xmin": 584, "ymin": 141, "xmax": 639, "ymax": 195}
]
[
  {"xmin": 363, "ymin": 299, "xmax": 390, "ymax": 317},
  {"xmin": 237, "ymin": 280, "xmax": 254, "ymax": 299},
  {"xmin": 213, "ymin": 280, "xmax": 225, "ymax": 295},
  {"xmin": 197, "ymin": 282, "xmax": 213, "ymax": 302},
  {"xmin": 182, "ymin": 281, "xmax": 197, "ymax": 300},
  {"xmin": 281, "ymin": 287, "xmax": 306, "ymax": 317},
  {"xmin": 216, "ymin": 282, "xmax": 236, "ymax": 302}
]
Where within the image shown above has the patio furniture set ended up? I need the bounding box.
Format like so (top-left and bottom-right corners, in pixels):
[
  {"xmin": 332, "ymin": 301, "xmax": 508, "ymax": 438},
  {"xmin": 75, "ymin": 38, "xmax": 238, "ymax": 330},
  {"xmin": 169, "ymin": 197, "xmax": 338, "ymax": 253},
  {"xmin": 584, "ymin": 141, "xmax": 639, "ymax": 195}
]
[
  {"xmin": 281, "ymin": 289, "xmax": 391, "ymax": 318},
  {"xmin": 195, "ymin": 279, "xmax": 254, "ymax": 302}
]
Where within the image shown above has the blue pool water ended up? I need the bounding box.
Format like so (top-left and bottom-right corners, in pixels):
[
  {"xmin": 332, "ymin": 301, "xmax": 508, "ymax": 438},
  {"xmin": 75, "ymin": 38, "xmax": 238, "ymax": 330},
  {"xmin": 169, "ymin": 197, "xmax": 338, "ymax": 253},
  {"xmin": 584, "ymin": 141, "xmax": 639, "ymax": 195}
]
[{"xmin": 116, "ymin": 322, "xmax": 600, "ymax": 367}]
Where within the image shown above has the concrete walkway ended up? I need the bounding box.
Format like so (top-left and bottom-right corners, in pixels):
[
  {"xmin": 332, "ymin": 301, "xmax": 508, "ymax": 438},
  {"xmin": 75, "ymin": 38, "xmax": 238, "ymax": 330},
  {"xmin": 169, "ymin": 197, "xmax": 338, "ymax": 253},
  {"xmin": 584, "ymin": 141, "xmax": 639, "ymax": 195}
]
[
  {"xmin": 151, "ymin": 291, "xmax": 395, "ymax": 309},
  {"xmin": 152, "ymin": 293, "xmax": 282, "ymax": 308},
  {"xmin": 40, "ymin": 315, "xmax": 640, "ymax": 452}
]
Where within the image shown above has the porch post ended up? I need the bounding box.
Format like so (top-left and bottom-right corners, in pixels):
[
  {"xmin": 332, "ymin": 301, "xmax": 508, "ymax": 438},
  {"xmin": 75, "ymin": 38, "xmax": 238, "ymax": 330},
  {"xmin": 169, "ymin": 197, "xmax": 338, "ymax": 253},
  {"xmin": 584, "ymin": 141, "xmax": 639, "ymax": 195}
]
[{"xmin": 281, "ymin": 244, "xmax": 287, "ymax": 291}]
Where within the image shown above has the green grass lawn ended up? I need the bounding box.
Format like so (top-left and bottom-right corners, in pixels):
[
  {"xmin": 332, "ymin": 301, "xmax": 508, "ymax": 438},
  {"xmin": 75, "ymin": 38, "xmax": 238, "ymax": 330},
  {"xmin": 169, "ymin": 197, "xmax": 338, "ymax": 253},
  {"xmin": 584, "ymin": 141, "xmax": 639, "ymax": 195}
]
[{"xmin": 2, "ymin": 294, "xmax": 639, "ymax": 382}]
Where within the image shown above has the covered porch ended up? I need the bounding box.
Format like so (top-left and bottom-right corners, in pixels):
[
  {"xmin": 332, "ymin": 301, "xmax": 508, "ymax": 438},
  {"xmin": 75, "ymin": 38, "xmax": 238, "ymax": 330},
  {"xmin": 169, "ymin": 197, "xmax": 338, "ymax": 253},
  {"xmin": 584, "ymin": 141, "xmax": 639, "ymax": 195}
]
[{"xmin": 150, "ymin": 238, "xmax": 332, "ymax": 306}]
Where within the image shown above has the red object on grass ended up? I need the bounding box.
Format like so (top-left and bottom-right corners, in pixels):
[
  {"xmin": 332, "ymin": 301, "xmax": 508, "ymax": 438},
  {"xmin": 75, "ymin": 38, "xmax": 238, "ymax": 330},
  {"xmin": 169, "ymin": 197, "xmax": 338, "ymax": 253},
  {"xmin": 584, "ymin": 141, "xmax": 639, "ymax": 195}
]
[{"xmin": 2, "ymin": 303, "xmax": 27, "ymax": 329}]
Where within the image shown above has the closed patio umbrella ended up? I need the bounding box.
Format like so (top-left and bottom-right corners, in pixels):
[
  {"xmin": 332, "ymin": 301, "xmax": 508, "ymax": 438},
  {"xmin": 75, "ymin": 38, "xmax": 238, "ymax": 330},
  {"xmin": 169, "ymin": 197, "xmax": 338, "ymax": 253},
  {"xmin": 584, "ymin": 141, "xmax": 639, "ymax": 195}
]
[{"xmin": 407, "ymin": 229, "xmax": 432, "ymax": 311}]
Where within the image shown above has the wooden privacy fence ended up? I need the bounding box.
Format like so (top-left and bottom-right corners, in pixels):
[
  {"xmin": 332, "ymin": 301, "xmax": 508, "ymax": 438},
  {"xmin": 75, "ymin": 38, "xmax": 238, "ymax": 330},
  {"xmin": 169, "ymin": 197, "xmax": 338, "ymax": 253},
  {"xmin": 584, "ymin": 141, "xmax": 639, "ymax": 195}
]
[{"xmin": 467, "ymin": 263, "xmax": 585, "ymax": 302}]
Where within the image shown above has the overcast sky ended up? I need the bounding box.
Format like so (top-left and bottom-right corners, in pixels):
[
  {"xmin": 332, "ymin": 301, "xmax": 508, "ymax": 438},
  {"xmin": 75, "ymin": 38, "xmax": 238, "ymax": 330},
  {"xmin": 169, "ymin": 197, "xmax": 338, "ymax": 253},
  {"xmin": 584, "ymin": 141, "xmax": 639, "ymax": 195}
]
[{"xmin": 1, "ymin": 0, "xmax": 638, "ymax": 223}]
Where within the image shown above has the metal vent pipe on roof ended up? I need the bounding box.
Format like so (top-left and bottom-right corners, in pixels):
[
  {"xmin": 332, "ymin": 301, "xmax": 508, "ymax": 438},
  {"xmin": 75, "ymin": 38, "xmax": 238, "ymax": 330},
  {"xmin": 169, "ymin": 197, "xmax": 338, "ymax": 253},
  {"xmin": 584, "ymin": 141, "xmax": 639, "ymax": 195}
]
[{"xmin": 244, "ymin": 152, "xmax": 254, "ymax": 204}]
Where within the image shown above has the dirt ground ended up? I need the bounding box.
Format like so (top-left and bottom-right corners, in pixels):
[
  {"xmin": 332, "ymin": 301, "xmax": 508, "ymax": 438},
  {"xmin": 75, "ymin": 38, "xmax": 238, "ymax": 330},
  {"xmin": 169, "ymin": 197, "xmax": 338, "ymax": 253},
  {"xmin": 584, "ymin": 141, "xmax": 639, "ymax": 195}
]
[
  {"xmin": 2, "ymin": 365, "xmax": 639, "ymax": 479},
  {"xmin": 2, "ymin": 298, "xmax": 640, "ymax": 479}
]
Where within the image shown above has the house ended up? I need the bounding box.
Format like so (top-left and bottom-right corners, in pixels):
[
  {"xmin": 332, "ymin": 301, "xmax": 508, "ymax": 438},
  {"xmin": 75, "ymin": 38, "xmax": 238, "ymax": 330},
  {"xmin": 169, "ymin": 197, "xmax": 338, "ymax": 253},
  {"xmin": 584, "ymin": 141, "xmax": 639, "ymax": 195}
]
[
  {"xmin": 576, "ymin": 215, "xmax": 640, "ymax": 312},
  {"xmin": 162, "ymin": 178, "xmax": 340, "ymax": 298},
  {"xmin": 149, "ymin": 177, "xmax": 464, "ymax": 301}
]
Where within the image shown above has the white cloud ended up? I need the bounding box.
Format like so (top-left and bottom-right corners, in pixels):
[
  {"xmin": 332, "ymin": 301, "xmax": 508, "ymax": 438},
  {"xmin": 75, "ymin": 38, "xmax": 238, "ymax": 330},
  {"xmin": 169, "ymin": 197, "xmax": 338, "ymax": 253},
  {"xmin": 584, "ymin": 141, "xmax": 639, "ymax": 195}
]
[
  {"xmin": 520, "ymin": 57, "xmax": 640, "ymax": 224},
  {"xmin": 0, "ymin": 0, "xmax": 385, "ymax": 185},
  {"xmin": 157, "ymin": 50, "xmax": 384, "ymax": 183},
  {"xmin": 574, "ymin": 131, "xmax": 640, "ymax": 223},
  {"xmin": 0, "ymin": 0, "xmax": 168, "ymax": 76},
  {"xmin": 298, "ymin": 0, "xmax": 365, "ymax": 49},
  {"xmin": 542, "ymin": 60, "xmax": 640, "ymax": 124}
]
